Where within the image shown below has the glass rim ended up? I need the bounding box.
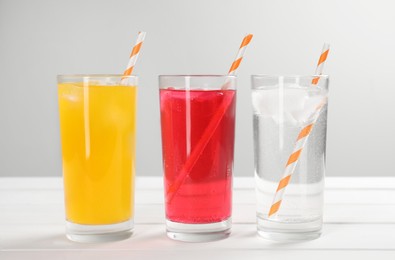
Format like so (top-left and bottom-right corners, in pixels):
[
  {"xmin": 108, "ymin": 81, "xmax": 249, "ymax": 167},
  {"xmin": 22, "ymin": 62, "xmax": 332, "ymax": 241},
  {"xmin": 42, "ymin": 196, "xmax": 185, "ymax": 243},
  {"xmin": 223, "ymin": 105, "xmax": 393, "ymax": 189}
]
[
  {"xmin": 57, "ymin": 74, "xmax": 138, "ymax": 80},
  {"xmin": 251, "ymin": 74, "xmax": 329, "ymax": 79},
  {"xmin": 159, "ymin": 74, "xmax": 237, "ymax": 78}
]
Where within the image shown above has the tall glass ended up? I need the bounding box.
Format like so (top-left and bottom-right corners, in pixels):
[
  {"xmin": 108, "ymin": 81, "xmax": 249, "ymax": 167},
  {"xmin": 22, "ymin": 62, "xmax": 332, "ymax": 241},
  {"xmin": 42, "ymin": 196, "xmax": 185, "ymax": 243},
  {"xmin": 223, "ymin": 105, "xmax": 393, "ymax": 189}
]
[
  {"xmin": 251, "ymin": 75, "xmax": 329, "ymax": 241},
  {"xmin": 159, "ymin": 75, "xmax": 236, "ymax": 242},
  {"xmin": 57, "ymin": 75, "xmax": 137, "ymax": 242}
]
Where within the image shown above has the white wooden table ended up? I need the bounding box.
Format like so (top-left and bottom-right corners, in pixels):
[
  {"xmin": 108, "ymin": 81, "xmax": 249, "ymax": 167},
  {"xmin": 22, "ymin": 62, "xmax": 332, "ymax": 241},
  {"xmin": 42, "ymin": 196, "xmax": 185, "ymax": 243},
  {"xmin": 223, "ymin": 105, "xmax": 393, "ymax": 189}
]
[{"xmin": 1, "ymin": 177, "xmax": 395, "ymax": 259}]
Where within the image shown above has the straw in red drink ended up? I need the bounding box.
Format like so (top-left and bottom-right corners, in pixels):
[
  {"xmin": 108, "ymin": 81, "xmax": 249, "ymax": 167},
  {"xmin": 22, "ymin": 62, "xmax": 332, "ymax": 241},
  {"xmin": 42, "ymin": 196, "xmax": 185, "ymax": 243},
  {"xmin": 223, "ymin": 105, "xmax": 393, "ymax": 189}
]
[{"xmin": 166, "ymin": 34, "xmax": 253, "ymax": 202}]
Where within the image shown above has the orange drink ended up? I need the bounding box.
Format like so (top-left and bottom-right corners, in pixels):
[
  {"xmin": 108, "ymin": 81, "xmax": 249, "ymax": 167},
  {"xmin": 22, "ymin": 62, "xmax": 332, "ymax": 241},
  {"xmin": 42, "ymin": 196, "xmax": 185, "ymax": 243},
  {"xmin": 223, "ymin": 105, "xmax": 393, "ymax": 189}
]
[{"xmin": 57, "ymin": 75, "xmax": 137, "ymax": 242}]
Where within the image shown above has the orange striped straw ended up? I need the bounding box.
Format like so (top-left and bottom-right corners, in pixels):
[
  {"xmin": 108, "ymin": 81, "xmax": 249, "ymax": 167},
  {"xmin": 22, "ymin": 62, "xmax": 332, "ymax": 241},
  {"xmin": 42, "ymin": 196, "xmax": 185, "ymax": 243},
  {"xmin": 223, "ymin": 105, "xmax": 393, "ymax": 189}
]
[
  {"xmin": 221, "ymin": 34, "xmax": 253, "ymax": 90},
  {"xmin": 121, "ymin": 31, "xmax": 146, "ymax": 82},
  {"xmin": 228, "ymin": 34, "xmax": 253, "ymax": 76},
  {"xmin": 311, "ymin": 43, "xmax": 330, "ymax": 85},
  {"xmin": 166, "ymin": 34, "xmax": 253, "ymax": 203},
  {"xmin": 268, "ymin": 43, "xmax": 330, "ymax": 217}
]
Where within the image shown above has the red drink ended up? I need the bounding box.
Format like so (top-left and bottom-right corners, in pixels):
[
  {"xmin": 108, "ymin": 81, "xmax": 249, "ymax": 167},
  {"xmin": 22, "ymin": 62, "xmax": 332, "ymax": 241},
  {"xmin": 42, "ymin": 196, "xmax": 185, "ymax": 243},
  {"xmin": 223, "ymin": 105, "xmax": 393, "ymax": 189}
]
[{"xmin": 160, "ymin": 88, "xmax": 236, "ymax": 224}]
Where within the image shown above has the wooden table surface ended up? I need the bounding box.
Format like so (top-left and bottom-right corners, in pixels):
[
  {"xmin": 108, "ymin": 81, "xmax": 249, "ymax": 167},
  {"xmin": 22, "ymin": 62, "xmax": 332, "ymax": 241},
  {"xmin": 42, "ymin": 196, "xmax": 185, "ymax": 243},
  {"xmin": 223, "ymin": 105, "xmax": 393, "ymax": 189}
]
[{"xmin": 1, "ymin": 177, "xmax": 395, "ymax": 259}]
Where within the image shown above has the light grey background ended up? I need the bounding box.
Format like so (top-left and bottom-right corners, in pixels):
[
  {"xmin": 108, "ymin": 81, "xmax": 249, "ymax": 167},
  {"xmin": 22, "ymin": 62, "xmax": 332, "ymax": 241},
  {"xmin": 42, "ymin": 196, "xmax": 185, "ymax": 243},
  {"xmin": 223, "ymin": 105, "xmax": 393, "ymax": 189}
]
[{"xmin": 1, "ymin": 0, "xmax": 394, "ymax": 177}]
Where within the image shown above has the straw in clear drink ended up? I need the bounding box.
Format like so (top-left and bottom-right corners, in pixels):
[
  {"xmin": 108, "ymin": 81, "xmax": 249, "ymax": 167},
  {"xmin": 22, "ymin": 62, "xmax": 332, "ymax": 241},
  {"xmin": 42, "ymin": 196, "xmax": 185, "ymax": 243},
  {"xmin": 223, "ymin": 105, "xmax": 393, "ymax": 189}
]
[{"xmin": 268, "ymin": 43, "xmax": 330, "ymax": 217}]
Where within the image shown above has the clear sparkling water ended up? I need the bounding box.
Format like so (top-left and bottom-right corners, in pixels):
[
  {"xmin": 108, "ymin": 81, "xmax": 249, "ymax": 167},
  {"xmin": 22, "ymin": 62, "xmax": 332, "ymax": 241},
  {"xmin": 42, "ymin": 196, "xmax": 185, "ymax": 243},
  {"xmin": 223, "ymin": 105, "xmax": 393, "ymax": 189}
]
[{"xmin": 252, "ymin": 86, "xmax": 328, "ymax": 239}]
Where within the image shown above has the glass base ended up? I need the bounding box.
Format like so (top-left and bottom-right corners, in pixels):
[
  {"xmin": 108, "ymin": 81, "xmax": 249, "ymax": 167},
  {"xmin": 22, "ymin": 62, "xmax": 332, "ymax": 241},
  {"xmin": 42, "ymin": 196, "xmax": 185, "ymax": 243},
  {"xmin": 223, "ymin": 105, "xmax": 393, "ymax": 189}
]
[
  {"xmin": 166, "ymin": 218, "xmax": 231, "ymax": 242},
  {"xmin": 66, "ymin": 219, "xmax": 133, "ymax": 243},
  {"xmin": 257, "ymin": 216, "xmax": 322, "ymax": 242}
]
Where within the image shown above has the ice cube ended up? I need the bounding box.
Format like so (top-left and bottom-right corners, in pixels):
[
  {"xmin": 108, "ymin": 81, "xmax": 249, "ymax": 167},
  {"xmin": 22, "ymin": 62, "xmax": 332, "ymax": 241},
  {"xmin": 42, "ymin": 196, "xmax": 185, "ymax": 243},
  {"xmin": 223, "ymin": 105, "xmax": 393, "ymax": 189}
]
[
  {"xmin": 59, "ymin": 83, "xmax": 83, "ymax": 102},
  {"xmin": 300, "ymin": 95, "xmax": 326, "ymax": 122},
  {"xmin": 289, "ymin": 94, "xmax": 327, "ymax": 124},
  {"xmin": 252, "ymin": 86, "xmax": 327, "ymax": 125},
  {"xmin": 271, "ymin": 110, "xmax": 298, "ymax": 125},
  {"xmin": 282, "ymin": 87, "xmax": 307, "ymax": 113},
  {"xmin": 252, "ymin": 87, "xmax": 307, "ymax": 124},
  {"xmin": 252, "ymin": 88, "xmax": 282, "ymax": 117}
]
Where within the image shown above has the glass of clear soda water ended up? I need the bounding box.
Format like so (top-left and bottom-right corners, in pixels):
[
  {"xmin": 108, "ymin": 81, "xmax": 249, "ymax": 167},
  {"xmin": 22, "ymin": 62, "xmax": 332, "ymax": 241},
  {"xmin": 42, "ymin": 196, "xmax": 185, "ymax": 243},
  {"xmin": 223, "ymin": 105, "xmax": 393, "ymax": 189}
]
[{"xmin": 251, "ymin": 75, "xmax": 329, "ymax": 241}]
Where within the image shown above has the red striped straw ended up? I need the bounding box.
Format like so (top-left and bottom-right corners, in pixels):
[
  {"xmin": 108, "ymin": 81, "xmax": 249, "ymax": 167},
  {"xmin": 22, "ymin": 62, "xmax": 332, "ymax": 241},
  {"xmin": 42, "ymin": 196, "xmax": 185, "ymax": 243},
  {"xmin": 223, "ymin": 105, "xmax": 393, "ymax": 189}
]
[
  {"xmin": 121, "ymin": 31, "xmax": 146, "ymax": 83},
  {"xmin": 268, "ymin": 43, "xmax": 330, "ymax": 217},
  {"xmin": 166, "ymin": 34, "xmax": 253, "ymax": 202}
]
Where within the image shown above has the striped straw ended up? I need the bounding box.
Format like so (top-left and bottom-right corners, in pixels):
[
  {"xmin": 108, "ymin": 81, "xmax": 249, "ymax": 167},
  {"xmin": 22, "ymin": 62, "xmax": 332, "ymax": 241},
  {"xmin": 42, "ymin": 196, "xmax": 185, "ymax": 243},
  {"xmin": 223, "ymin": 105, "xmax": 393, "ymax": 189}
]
[
  {"xmin": 268, "ymin": 44, "xmax": 330, "ymax": 217},
  {"xmin": 228, "ymin": 34, "xmax": 253, "ymax": 75},
  {"xmin": 166, "ymin": 34, "xmax": 253, "ymax": 202},
  {"xmin": 122, "ymin": 31, "xmax": 146, "ymax": 82},
  {"xmin": 311, "ymin": 43, "xmax": 330, "ymax": 85}
]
